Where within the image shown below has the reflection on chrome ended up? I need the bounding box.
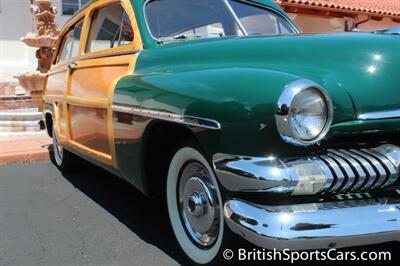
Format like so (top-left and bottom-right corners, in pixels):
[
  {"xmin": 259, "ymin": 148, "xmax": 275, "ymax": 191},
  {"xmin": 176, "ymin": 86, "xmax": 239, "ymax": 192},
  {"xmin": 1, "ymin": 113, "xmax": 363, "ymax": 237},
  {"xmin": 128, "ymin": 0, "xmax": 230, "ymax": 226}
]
[
  {"xmin": 213, "ymin": 144, "xmax": 400, "ymax": 196},
  {"xmin": 224, "ymin": 198, "xmax": 400, "ymax": 250}
]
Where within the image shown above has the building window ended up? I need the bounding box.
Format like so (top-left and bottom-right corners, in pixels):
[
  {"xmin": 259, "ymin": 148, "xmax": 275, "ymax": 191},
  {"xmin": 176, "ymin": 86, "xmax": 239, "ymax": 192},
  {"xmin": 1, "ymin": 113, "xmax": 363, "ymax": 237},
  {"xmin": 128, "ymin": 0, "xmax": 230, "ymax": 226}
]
[{"xmin": 62, "ymin": 0, "xmax": 91, "ymax": 15}]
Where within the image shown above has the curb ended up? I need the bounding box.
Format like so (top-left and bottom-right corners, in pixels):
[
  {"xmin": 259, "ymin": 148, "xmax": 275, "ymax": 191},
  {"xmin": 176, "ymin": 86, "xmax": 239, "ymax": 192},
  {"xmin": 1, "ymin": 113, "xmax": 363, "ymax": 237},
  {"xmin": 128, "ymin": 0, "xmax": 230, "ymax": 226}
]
[
  {"xmin": 0, "ymin": 149, "xmax": 50, "ymax": 165},
  {"xmin": 0, "ymin": 134, "xmax": 52, "ymax": 165}
]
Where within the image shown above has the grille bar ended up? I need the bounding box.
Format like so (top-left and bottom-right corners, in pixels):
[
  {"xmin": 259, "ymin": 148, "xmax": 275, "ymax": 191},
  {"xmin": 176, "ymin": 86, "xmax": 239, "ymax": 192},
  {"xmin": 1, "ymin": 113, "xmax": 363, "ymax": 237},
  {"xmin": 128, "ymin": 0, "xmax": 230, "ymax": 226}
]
[
  {"xmin": 318, "ymin": 145, "xmax": 400, "ymax": 193},
  {"xmin": 339, "ymin": 149, "xmax": 377, "ymax": 190},
  {"xmin": 362, "ymin": 149, "xmax": 398, "ymax": 186}
]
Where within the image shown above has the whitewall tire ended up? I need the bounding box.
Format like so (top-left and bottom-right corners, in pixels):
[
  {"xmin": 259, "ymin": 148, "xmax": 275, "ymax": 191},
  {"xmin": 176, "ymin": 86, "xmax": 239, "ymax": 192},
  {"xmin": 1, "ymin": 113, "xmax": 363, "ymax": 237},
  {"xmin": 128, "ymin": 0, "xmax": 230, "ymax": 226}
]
[
  {"xmin": 52, "ymin": 124, "xmax": 76, "ymax": 172},
  {"xmin": 167, "ymin": 146, "xmax": 230, "ymax": 265}
]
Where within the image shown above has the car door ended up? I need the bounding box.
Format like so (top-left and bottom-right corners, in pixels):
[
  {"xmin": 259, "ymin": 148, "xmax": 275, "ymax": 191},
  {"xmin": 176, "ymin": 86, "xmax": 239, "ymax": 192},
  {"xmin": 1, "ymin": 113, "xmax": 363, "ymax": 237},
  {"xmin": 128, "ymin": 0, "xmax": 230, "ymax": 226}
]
[
  {"xmin": 45, "ymin": 17, "xmax": 84, "ymax": 146},
  {"xmin": 66, "ymin": 0, "xmax": 142, "ymax": 167}
]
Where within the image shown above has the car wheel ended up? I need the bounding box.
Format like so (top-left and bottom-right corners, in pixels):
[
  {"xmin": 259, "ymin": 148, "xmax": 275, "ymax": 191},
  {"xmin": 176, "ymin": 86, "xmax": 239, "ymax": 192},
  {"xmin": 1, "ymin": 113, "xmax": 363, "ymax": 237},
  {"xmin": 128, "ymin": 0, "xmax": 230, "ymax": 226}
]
[
  {"xmin": 167, "ymin": 145, "xmax": 234, "ymax": 265},
  {"xmin": 52, "ymin": 124, "xmax": 76, "ymax": 172}
]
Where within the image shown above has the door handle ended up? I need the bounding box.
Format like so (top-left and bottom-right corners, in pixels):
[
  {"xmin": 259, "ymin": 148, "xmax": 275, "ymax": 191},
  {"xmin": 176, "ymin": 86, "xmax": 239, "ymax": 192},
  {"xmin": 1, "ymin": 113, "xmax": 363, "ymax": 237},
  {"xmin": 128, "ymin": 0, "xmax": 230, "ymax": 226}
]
[{"xmin": 68, "ymin": 62, "xmax": 77, "ymax": 71}]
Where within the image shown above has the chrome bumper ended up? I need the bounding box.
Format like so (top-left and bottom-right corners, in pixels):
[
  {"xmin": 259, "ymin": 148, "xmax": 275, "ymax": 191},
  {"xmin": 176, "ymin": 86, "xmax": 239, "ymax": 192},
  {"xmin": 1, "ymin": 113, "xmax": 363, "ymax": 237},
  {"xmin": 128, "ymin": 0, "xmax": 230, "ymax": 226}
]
[{"xmin": 224, "ymin": 198, "xmax": 400, "ymax": 250}]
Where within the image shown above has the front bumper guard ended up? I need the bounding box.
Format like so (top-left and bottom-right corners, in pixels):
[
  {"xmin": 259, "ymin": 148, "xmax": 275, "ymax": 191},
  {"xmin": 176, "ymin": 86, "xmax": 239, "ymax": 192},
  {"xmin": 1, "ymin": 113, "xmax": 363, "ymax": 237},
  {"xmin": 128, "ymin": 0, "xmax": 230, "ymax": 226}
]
[
  {"xmin": 224, "ymin": 198, "xmax": 400, "ymax": 250},
  {"xmin": 213, "ymin": 144, "xmax": 400, "ymax": 194},
  {"xmin": 213, "ymin": 144, "xmax": 400, "ymax": 249}
]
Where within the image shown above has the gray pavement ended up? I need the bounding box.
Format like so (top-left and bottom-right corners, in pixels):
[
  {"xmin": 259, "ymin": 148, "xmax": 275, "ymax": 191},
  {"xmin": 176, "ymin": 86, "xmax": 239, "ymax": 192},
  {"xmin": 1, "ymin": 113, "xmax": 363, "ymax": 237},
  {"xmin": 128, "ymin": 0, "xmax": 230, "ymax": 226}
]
[
  {"xmin": 0, "ymin": 160, "xmax": 398, "ymax": 266},
  {"xmin": 0, "ymin": 161, "xmax": 185, "ymax": 266}
]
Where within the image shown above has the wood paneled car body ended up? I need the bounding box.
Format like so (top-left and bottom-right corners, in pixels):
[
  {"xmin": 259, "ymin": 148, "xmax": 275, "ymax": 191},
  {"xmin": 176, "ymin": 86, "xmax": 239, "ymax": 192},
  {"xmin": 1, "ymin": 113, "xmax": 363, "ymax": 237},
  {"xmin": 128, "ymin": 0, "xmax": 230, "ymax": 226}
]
[{"xmin": 44, "ymin": 0, "xmax": 400, "ymax": 264}]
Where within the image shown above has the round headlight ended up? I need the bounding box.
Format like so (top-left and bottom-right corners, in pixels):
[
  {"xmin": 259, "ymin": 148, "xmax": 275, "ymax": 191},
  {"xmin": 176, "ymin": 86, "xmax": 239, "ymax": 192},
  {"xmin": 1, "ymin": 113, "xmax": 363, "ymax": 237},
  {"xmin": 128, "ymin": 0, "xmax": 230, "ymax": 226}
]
[
  {"xmin": 289, "ymin": 88, "xmax": 327, "ymax": 140},
  {"xmin": 276, "ymin": 80, "xmax": 333, "ymax": 146}
]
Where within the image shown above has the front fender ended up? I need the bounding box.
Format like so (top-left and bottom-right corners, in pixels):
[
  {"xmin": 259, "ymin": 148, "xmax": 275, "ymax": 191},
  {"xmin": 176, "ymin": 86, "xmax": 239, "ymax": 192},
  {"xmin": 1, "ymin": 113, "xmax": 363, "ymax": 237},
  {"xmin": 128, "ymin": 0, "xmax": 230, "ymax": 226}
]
[{"xmin": 113, "ymin": 67, "xmax": 354, "ymax": 157}]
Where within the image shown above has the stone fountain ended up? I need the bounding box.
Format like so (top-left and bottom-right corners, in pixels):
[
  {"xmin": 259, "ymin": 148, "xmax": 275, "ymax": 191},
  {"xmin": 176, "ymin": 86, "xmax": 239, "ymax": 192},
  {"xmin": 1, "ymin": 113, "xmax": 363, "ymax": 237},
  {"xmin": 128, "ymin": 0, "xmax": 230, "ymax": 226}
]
[{"xmin": 15, "ymin": 0, "xmax": 60, "ymax": 111}]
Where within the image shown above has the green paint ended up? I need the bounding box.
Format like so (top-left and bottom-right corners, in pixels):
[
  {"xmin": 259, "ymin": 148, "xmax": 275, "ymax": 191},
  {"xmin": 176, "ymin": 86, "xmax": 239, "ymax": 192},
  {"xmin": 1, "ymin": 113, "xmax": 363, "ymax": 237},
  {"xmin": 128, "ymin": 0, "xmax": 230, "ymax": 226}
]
[{"xmin": 113, "ymin": 0, "xmax": 400, "ymax": 194}]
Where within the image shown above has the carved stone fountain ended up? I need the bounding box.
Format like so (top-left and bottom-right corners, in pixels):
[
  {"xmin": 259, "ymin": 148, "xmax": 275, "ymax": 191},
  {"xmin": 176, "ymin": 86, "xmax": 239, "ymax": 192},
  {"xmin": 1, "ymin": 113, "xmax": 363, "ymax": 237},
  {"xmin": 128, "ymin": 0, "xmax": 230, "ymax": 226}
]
[{"xmin": 15, "ymin": 0, "xmax": 60, "ymax": 111}]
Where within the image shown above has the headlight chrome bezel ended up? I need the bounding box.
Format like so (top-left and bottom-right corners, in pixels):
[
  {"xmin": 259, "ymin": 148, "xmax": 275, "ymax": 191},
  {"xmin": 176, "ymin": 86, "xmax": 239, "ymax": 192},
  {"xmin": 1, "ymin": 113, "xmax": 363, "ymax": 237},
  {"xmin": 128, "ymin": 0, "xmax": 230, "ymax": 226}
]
[{"xmin": 275, "ymin": 79, "xmax": 333, "ymax": 146}]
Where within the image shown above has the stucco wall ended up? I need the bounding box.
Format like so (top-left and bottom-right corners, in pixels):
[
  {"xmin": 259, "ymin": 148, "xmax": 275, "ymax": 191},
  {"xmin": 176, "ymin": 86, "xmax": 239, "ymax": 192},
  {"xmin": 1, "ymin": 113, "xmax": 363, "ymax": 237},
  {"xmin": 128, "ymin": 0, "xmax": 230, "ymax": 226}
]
[{"xmin": 289, "ymin": 13, "xmax": 400, "ymax": 33}]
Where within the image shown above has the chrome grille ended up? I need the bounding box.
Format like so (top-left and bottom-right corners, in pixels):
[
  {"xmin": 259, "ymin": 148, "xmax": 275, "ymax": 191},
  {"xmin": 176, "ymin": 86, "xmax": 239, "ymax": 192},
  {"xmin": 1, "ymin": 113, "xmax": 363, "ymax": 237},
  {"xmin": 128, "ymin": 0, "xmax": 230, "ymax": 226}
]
[{"xmin": 319, "ymin": 145, "xmax": 400, "ymax": 193}]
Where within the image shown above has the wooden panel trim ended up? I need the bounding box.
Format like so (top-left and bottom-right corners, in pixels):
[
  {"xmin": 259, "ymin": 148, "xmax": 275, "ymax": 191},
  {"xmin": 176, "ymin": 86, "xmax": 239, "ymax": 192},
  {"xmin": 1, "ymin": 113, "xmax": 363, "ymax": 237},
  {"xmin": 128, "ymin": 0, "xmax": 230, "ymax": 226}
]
[
  {"xmin": 66, "ymin": 96, "xmax": 108, "ymax": 108},
  {"xmin": 43, "ymin": 95, "xmax": 64, "ymax": 103}
]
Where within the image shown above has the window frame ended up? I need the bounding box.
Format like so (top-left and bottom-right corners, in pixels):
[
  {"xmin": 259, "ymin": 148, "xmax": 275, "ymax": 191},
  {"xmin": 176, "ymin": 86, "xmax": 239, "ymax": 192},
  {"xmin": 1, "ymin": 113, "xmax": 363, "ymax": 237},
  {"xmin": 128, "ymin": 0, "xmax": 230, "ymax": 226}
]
[
  {"xmin": 53, "ymin": 0, "xmax": 142, "ymax": 67},
  {"xmin": 85, "ymin": 2, "xmax": 134, "ymax": 54},
  {"xmin": 143, "ymin": 0, "xmax": 300, "ymax": 42},
  {"xmin": 56, "ymin": 18, "xmax": 85, "ymax": 64},
  {"xmin": 83, "ymin": 0, "xmax": 137, "ymax": 56}
]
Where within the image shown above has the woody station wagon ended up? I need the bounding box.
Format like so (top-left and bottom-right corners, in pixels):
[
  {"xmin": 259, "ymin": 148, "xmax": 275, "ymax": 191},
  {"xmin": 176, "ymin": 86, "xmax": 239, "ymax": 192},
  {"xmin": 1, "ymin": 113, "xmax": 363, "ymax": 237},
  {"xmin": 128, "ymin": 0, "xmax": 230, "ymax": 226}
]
[{"xmin": 43, "ymin": 0, "xmax": 400, "ymax": 264}]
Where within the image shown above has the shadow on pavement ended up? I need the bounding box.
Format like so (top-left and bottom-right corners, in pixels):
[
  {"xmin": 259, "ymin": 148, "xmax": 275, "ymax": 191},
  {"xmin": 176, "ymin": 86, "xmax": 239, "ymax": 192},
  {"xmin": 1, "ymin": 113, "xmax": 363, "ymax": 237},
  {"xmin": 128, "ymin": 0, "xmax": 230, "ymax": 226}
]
[{"xmin": 48, "ymin": 147, "xmax": 188, "ymax": 265}]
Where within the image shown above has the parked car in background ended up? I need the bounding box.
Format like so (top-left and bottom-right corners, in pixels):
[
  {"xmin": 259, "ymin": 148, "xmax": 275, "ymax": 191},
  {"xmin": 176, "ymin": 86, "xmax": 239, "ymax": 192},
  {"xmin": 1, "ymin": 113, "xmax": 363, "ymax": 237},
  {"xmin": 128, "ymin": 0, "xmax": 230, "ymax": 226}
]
[{"xmin": 43, "ymin": 0, "xmax": 400, "ymax": 264}]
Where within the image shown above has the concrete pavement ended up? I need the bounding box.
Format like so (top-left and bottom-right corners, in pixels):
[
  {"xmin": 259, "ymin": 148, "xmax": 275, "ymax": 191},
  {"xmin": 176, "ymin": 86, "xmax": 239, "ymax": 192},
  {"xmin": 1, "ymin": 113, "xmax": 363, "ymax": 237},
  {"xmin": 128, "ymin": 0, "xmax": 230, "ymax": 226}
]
[{"xmin": 0, "ymin": 161, "xmax": 184, "ymax": 266}]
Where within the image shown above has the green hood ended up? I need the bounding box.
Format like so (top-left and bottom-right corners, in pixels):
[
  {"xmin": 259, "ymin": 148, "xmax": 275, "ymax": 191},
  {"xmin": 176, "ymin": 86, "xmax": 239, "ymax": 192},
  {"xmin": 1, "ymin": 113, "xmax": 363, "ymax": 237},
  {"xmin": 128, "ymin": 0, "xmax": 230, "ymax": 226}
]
[{"xmin": 136, "ymin": 32, "xmax": 400, "ymax": 118}]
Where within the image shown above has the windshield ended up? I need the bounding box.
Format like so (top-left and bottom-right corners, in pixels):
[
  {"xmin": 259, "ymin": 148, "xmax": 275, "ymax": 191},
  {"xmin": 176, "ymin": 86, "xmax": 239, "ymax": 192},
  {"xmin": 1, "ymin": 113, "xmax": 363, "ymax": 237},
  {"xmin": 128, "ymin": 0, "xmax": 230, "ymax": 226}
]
[{"xmin": 145, "ymin": 0, "xmax": 297, "ymax": 41}]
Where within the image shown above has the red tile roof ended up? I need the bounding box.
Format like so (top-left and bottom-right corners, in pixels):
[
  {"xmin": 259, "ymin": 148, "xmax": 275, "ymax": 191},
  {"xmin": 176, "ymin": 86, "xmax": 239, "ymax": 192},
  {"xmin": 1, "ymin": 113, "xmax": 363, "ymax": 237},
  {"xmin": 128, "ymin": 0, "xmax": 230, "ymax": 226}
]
[{"xmin": 277, "ymin": 0, "xmax": 400, "ymax": 17}]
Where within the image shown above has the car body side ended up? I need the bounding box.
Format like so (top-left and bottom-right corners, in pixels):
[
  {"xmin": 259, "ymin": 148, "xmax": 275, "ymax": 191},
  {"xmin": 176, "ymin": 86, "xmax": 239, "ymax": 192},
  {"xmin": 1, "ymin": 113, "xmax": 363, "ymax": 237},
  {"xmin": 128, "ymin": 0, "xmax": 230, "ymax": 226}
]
[{"xmin": 44, "ymin": 0, "xmax": 400, "ymax": 196}]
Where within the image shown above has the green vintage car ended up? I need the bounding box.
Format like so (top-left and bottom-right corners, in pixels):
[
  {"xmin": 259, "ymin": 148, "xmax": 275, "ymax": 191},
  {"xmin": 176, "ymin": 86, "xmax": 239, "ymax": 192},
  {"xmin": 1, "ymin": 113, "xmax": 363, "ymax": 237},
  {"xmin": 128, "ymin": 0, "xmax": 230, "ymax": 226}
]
[{"xmin": 45, "ymin": 0, "xmax": 400, "ymax": 264}]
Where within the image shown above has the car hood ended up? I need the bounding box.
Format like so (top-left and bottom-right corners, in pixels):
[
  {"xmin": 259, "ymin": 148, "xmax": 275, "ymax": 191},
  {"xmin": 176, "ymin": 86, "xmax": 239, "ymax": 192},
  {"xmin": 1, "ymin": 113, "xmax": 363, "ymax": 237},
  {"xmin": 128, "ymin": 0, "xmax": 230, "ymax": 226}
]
[{"xmin": 136, "ymin": 32, "xmax": 400, "ymax": 118}]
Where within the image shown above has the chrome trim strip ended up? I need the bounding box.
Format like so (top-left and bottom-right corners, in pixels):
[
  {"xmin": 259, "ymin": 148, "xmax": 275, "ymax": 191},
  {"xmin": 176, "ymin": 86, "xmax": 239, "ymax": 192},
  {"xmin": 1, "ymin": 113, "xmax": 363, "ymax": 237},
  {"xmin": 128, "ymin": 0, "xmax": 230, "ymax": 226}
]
[
  {"xmin": 79, "ymin": 50, "xmax": 140, "ymax": 61},
  {"xmin": 223, "ymin": 0, "xmax": 248, "ymax": 35},
  {"xmin": 112, "ymin": 104, "xmax": 221, "ymax": 130},
  {"xmin": 224, "ymin": 198, "xmax": 400, "ymax": 250},
  {"xmin": 358, "ymin": 110, "xmax": 400, "ymax": 120}
]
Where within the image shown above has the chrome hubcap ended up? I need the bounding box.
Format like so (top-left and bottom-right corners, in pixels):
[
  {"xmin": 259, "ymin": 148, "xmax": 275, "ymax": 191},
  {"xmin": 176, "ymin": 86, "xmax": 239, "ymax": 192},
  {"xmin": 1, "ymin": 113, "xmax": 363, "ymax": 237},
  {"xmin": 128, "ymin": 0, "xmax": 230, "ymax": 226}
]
[{"xmin": 178, "ymin": 162, "xmax": 220, "ymax": 247}]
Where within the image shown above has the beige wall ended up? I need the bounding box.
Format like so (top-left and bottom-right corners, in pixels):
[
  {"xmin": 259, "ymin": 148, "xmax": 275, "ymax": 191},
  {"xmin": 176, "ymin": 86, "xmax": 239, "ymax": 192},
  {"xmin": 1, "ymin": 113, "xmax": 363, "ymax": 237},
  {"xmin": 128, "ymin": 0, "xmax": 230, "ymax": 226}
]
[
  {"xmin": 0, "ymin": 0, "xmax": 72, "ymax": 81},
  {"xmin": 289, "ymin": 13, "xmax": 400, "ymax": 33}
]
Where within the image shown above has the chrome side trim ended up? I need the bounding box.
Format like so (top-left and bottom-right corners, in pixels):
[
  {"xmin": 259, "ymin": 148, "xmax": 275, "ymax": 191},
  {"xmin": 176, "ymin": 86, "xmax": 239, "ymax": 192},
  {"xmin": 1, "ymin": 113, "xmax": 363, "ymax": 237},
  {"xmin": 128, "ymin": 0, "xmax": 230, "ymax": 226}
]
[
  {"xmin": 112, "ymin": 104, "xmax": 221, "ymax": 130},
  {"xmin": 275, "ymin": 79, "xmax": 334, "ymax": 146},
  {"xmin": 224, "ymin": 198, "xmax": 400, "ymax": 250},
  {"xmin": 358, "ymin": 110, "xmax": 400, "ymax": 120},
  {"xmin": 79, "ymin": 50, "xmax": 140, "ymax": 61}
]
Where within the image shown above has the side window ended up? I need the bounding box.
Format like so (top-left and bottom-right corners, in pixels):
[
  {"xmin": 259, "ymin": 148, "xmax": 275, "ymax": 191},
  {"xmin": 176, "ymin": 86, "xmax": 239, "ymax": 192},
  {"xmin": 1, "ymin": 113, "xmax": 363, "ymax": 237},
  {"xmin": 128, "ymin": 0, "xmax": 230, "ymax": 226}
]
[
  {"xmin": 58, "ymin": 20, "xmax": 83, "ymax": 62},
  {"xmin": 228, "ymin": 0, "xmax": 295, "ymax": 35},
  {"xmin": 86, "ymin": 3, "xmax": 134, "ymax": 53}
]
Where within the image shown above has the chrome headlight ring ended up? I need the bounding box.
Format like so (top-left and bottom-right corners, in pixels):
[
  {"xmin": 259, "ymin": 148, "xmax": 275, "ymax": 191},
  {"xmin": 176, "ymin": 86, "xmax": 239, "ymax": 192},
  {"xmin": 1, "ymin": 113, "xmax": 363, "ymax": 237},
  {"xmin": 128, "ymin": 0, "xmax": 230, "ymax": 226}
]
[{"xmin": 275, "ymin": 79, "xmax": 333, "ymax": 146}]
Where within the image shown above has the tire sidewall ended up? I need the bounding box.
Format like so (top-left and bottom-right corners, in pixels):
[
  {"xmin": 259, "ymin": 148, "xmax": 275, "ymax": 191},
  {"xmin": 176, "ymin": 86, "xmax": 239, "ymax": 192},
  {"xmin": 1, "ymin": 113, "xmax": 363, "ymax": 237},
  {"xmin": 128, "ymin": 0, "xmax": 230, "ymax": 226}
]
[
  {"xmin": 167, "ymin": 146, "xmax": 224, "ymax": 265},
  {"xmin": 52, "ymin": 124, "xmax": 63, "ymax": 167}
]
